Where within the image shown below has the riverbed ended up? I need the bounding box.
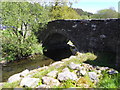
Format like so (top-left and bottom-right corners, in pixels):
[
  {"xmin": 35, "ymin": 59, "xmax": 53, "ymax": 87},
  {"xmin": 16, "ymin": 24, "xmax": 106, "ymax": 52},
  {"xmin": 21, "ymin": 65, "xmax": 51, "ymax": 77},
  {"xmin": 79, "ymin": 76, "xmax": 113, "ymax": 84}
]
[{"xmin": 2, "ymin": 54, "xmax": 54, "ymax": 82}]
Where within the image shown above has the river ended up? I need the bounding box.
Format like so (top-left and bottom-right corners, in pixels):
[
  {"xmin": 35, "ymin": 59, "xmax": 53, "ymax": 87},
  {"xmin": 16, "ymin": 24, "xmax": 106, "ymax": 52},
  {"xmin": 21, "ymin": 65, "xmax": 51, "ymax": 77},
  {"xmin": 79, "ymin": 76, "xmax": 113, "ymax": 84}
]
[{"xmin": 2, "ymin": 54, "xmax": 54, "ymax": 82}]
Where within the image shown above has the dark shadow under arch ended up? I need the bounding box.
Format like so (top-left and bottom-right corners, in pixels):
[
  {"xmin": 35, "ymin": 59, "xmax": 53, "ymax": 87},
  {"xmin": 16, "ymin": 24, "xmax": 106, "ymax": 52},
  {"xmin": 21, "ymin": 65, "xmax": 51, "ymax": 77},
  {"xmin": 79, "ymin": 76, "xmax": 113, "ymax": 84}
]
[{"xmin": 42, "ymin": 33, "xmax": 74, "ymax": 60}]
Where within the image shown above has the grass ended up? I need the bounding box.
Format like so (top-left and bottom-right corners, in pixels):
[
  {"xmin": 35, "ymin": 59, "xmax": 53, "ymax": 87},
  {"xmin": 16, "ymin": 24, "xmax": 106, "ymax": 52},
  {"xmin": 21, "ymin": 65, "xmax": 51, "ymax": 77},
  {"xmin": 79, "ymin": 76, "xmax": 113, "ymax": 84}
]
[
  {"xmin": 97, "ymin": 72, "xmax": 120, "ymax": 88},
  {"xmin": 85, "ymin": 52, "xmax": 116, "ymax": 68},
  {"xmin": 63, "ymin": 52, "xmax": 97, "ymax": 65},
  {"xmin": 85, "ymin": 52, "xmax": 120, "ymax": 88},
  {"xmin": 32, "ymin": 66, "xmax": 55, "ymax": 79},
  {"xmin": 2, "ymin": 81, "xmax": 21, "ymax": 88}
]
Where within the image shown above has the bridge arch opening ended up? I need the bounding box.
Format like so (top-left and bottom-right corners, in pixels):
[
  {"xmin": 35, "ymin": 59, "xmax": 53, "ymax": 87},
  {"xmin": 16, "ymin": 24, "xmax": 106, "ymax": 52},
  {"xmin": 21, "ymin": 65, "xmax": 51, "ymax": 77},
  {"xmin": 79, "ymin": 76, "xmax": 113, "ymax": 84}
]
[{"xmin": 42, "ymin": 33, "xmax": 77, "ymax": 60}]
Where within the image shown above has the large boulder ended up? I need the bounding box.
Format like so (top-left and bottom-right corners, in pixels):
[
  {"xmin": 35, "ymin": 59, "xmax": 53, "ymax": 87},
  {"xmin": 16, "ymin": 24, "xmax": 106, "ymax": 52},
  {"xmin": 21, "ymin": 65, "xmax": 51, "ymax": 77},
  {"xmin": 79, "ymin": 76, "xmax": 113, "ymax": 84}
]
[
  {"xmin": 88, "ymin": 72, "xmax": 99, "ymax": 83},
  {"xmin": 58, "ymin": 68, "xmax": 78, "ymax": 81},
  {"xmin": 8, "ymin": 73, "xmax": 22, "ymax": 83},
  {"xmin": 68, "ymin": 62, "xmax": 81, "ymax": 70},
  {"xmin": 20, "ymin": 69, "xmax": 29, "ymax": 77},
  {"xmin": 20, "ymin": 77, "xmax": 39, "ymax": 88},
  {"xmin": 47, "ymin": 70, "xmax": 58, "ymax": 78},
  {"xmin": 42, "ymin": 76, "xmax": 60, "ymax": 87},
  {"xmin": 7, "ymin": 69, "xmax": 29, "ymax": 83}
]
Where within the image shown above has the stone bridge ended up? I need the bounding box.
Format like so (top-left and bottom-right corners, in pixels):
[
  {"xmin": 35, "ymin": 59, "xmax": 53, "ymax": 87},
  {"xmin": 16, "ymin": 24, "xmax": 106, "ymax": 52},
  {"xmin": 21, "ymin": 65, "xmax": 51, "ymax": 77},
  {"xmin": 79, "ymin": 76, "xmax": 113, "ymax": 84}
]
[{"xmin": 40, "ymin": 19, "xmax": 120, "ymax": 69}]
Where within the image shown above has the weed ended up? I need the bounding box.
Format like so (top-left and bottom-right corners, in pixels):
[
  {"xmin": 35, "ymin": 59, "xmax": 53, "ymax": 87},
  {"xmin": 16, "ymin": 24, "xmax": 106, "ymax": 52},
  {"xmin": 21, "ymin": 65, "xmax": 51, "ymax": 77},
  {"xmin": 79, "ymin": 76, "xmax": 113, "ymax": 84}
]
[
  {"xmin": 2, "ymin": 81, "xmax": 21, "ymax": 88},
  {"xmin": 61, "ymin": 79, "xmax": 76, "ymax": 88},
  {"xmin": 97, "ymin": 72, "xmax": 120, "ymax": 88}
]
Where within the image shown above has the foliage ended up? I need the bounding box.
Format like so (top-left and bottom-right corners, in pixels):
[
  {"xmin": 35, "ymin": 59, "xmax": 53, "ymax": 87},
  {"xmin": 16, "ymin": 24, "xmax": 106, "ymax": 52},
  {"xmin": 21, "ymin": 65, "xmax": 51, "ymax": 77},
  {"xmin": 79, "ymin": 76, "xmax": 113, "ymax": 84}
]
[
  {"xmin": 74, "ymin": 8, "xmax": 93, "ymax": 19},
  {"xmin": 76, "ymin": 75, "xmax": 96, "ymax": 88},
  {"xmin": 61, "ymin": 79, "xmax": 76, "ymax": 88},
  {"xmin": 2, "ymin": 81, "xmax": 21, "ymax": 88},
  {"xmin": 85, "ymin": 52, "xmax": 116, "ymax": 68},
  {"xmin": 32, "ymin": 66, "xmax": 55, "ymax": 79},
  {"xmin": 1, "ymin": 2, "xmax": 48, "ymax": 61},
  {"xmin": 97, "ymin": 72, "xmax": 120, "ymax": 88},
  {"xmin": 91, "ymin": 8, "xmax": 118, "ymax": 19},
  {"xmin": 49, "ymin": 5, "xmax": 81, "ymax": 20}
]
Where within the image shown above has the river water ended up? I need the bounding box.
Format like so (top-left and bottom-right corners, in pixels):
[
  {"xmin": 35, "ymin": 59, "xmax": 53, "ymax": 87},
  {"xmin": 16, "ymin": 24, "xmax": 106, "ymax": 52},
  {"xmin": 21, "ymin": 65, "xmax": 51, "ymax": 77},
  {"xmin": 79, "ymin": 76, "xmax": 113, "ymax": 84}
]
[{"xmin": 2, "ymin": 54, "xmax": 54, "ymax": 82}]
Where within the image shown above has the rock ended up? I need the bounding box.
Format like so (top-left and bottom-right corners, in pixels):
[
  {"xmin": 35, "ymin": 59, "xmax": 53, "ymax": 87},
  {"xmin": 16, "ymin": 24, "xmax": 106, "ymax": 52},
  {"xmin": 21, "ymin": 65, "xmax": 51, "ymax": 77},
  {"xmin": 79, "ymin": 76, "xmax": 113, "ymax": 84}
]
[
  {"xmin": 7, "ymin": 69, "xmax": 30, "ymax": 83},
  {"xmin": 68, "ymin": 62, "xmax": 81, "ymax": 70},
  {"xmin": 50, "ymin": 61, "xmax": 64, "ymax": 68},
  {"xmin": 42, "ymin": 76, "xmax": 60, "ymax": 87},
  {"xmin": 0, "ymin": 83, "xmax": 4, "ymax": 87},
  {"xmin": 88, "ymin": 72, "xmax": 98, "ymax": 83},
  {"xmin": 80, "ymin": 70, "xmax": 86, "ymax": 76},
  {"xmin": 94, "ymin": 66, "xmax": 101, "ymax": 70},
  {"xmin": 50, "ymin": 61, "xmax": 64, "ymax": 66},
  {"xmin": 62, "ymin": 68, "xmax": 70, "ymax": 72},
  {"xmin": 76, "ymin": 52, "xmax": 83, "ymax": 56},
  {"xmin": 8, "ymin": 73, "xmax": 22, "ymax": 83},
  {"xmin": 29, "ymin": 66, "xmax": 48, "ymax": 74},
  {"xmin": 62, "ymin": 58, "xmax": 69, "ymax": 62},
  {"xmin": 58, "ymin": 69, "xmax": 78, "ymax": 81},
  {"xmin": 36, "ymin": 84, "xmax": 50, "ymax": 88},
  {"xmin": 96, "ymin": 70, "xmax": 101, "ymax": 74},
  {"xmin": 78, "ymin": 66, "xmax": 84, "ymax": 70},
  {"xmin": 24, "ymin": 74, "xmax": 33, "ymax": 78},
  {"xmin": 99, "ymin": 67, "xmax": 109, "ymax": 71},
  {"xmin": 47, "ymin": 70, "xmax": 58, "ymax": 78},
  {"xmin": 0, "ymin": 60, "xmax": 7, "ymax": 65},
  {"xmin": 69, "ymin": 56, "xmax": 77, "ymax": 60},
  {"xmin": 20, "ymin": 77, "xmax": 39, "ymax": 88},
  {"xmin": 20, "ymin": 69, "xmax": 29, "ymax": 77},
  {"xmin": 82, "ymin": 63, "xmax": 94, "ymax": 71},
  {"xmin": 108, "ymin": 69, "xmax": 118, "ymax": 75},
  {"xmin": 76, "ymin": 70, "xmax": 86, "ymax": 77}
]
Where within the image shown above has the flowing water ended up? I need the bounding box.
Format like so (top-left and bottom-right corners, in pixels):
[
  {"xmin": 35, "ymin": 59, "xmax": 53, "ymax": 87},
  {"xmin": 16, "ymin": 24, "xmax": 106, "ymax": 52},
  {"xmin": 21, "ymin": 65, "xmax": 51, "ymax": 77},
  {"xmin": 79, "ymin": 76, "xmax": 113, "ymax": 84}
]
[{"xmin": 2, "ymin": 54, "xmax": 54, "ymax": 82}]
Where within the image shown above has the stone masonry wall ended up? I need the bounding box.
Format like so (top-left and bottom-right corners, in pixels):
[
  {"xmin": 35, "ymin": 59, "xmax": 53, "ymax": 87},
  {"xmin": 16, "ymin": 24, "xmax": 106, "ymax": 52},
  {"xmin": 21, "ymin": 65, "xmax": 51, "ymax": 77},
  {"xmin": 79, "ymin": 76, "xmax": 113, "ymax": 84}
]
[{"xmin": 40, "ymin": 19, "xmax": 120, "ymax": 69}]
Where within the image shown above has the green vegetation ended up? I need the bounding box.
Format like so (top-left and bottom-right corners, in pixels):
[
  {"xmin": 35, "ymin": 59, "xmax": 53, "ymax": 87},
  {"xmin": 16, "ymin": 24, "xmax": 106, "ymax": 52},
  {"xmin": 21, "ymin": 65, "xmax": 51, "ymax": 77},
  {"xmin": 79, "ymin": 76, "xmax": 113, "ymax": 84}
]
[
  {"xmin": 91, "ymin": 7, "xmax": 119, "ymax": 19},
  {"xmin": 1, "ymin": 2, "xmax": 48, "ymax": 61},
  {"xmin": 97, "ymin": 72, "xmax": 120, "ymax": 88},
  {"xmin": 85, "ymin": 52, "xmax": 116, "ymax": 68},
  {"xmin": 2, "ymin": 81, "xmax": 21, "ymax": 88}
]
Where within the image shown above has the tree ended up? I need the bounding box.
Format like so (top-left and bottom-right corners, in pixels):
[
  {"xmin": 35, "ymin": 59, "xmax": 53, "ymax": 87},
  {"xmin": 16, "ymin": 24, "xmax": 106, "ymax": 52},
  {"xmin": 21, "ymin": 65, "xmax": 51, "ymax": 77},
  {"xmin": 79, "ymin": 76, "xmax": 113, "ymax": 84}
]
[
  {"xmin": 1, "ymin": 2, "xmax": 48, "ymax": 61},
  {"xmin": 47, "ymin": 0, "xmax": 81, "ymax": 20},
  {"xmin": 91, "ymin": 8, "xmax": 118, "ymax": 19}
]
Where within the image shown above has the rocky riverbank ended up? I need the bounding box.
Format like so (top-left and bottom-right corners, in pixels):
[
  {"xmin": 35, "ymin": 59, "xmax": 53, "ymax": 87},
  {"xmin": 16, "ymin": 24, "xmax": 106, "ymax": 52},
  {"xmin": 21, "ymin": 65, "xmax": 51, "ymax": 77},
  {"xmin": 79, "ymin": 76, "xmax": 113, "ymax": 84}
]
[{"xmin": 1, "ymin": 52, "xmax": 119, "ymax": 89}]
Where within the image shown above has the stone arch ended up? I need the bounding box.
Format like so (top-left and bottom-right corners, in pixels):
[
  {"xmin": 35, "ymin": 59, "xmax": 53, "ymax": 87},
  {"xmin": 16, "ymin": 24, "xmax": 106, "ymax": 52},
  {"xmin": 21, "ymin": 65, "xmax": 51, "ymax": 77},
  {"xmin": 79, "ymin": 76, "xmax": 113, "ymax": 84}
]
[{"xmin": 42, "ymin": 32, "xmax": 77, "ymax": 60}]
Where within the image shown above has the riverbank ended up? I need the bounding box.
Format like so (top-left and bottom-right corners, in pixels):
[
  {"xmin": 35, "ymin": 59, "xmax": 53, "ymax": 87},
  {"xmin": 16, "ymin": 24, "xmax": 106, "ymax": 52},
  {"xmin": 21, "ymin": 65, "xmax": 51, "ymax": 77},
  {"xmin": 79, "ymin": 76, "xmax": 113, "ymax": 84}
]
[
  {"xmin": 0, "ymin": 53, "xmax": 42, "ymax": 65},
  {"xmin": 1, "ymin": 52, "xmax": 120, "ymax": 89},
  {"xmin": 1, "ymin": 54, "xmax": 54, "ymax": 82}
]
